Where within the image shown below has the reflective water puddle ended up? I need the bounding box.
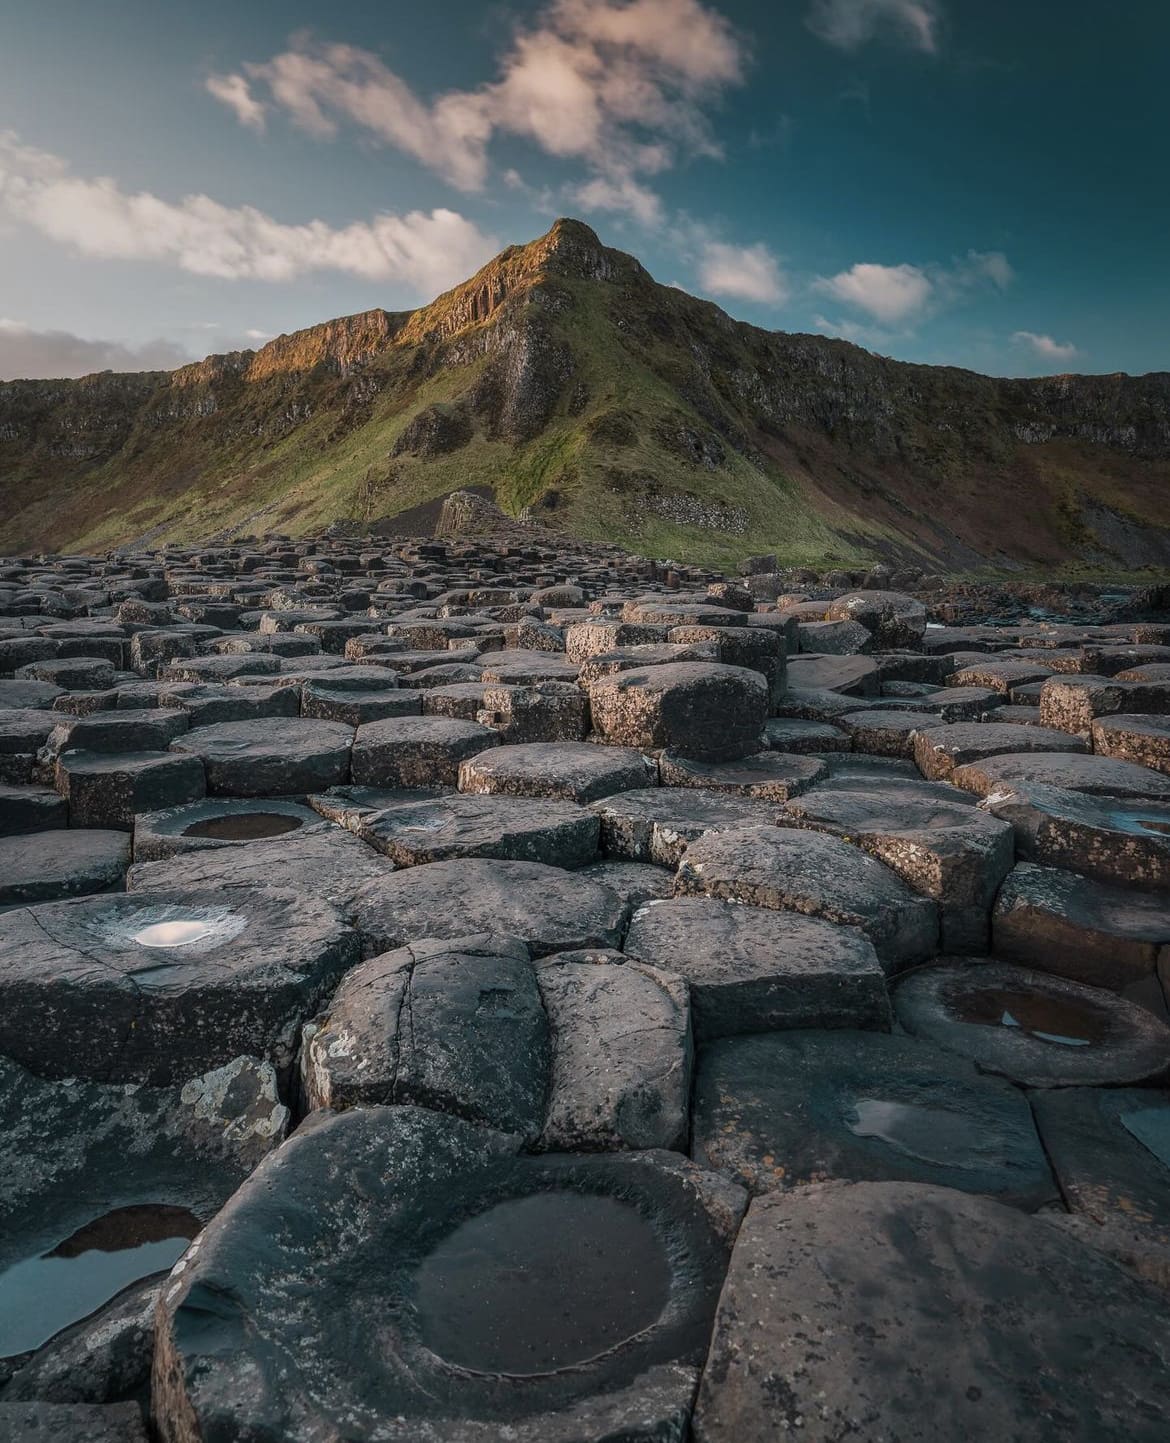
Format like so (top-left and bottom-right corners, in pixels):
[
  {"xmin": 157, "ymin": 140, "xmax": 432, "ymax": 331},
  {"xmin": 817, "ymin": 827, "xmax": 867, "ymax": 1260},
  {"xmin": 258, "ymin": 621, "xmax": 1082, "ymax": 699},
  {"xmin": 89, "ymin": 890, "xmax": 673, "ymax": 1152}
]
[
  {"xmin": 0, "ymin": 1205, "xmax": 202, "ymax": 1357},
  {"xmin": 953, "ymin": 988, "xmax": 1105, "ymax": 1046},
  {"xmin": 182, "ymin": 812, "xmax": 303, "ymax": 842},
  {"xmin": 844, "ymin": 1097, "xmax": 988, "ymax": 1168},
  {"xmin": 414, "ymin": 1191, "xmax": 670, "ymax": 1376},
  {"xmin": 134, "ymin": 919, "xmax": 219, "ymax": 947}
]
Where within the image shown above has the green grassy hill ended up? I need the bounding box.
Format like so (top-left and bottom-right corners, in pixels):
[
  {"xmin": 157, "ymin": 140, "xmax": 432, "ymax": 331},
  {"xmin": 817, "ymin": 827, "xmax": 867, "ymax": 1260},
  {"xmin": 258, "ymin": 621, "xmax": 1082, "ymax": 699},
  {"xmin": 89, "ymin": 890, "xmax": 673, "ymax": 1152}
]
[{"xmin": 2, "ymin": 218, "xmax": 1168, "ymax": 571}]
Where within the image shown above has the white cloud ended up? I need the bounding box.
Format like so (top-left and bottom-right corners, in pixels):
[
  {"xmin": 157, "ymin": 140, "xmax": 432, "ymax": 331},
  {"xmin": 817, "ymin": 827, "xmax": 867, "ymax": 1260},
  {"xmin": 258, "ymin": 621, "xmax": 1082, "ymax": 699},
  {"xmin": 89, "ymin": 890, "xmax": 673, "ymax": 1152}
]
[
  {"xmin": 0, "ymin": 132, "xmax": 499, "ymax": 295},
  {"xmin": 698, "ymin": 240, "xmax": 789, "ymax": 305},
  {"xmin": 1013, "ymin": 330, "xmax": 1080, "ymax": 363},
  {"xmin": 814, "ymin": 247, "xmax": 1014, "ymax": 326},
  {"xmin": 806, "ymin": 0, "xmax": 941, "ymax": 53},
  {"xmin": 205, "ymin": 73, "xmax": 266, "ymax": 131},
  {"xmin": 0, "ymin": 318, "xmax": 190, "ymax": 380},
  {"xmin": 208, "ymin": 1, "xmax": 747, "ymax": 222},
  {"xmin": 814, "ymin": 261, "xmax": 933, "ymax": 323}
]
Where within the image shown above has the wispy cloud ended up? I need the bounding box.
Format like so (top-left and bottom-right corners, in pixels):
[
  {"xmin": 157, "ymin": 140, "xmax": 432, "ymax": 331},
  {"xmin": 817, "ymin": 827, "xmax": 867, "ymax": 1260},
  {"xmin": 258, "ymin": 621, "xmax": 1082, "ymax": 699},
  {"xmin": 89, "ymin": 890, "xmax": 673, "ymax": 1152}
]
[
  {"xmin": 0, "ymin": 318, "xmax": 190, "ymax": 380},
  {"xmin": 1013, "ymin": 330, "xmax": 1080, "ymax": 363},
  {"xmin": 206, "ymin": 1, "xmax": 747, "ymax": 222},
  {"xmin": 205, "ymin": 73, "xmax": 267, "ymax": 131},
  {"xmin": 814, "ymin": 247, "xmax": 1012, "ymax": 325},
  {"xmin": 698, "ymin": 240, "xmax": 789, "ymax": 305},
  {"xmin": 0, "ymin": 132, "xmax": 499, "ymax": 294},
  {"xmin": 807, "ymin": 0, "xmax": 942, "ymax": 54}
]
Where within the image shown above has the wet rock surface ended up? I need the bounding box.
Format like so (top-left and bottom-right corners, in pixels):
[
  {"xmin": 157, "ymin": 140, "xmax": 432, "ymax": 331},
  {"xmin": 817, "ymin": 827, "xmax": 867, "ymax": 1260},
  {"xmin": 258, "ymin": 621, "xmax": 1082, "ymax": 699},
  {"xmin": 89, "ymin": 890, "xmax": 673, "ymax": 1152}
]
[{"xmin": 3, "ymin": 539, "xmax": 1170, "ymax": 1436}]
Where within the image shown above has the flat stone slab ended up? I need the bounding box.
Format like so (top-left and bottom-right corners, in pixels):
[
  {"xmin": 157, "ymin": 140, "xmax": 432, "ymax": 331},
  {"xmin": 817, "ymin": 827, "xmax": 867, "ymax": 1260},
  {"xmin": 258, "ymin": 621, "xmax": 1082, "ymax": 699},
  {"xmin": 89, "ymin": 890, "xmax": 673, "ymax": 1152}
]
[
  {"xmin": 348, "ymin": 859, "xmax": 626, "ymax": 958},
  {"xmin": 590, "ymin": 787, "xmax": 780, "ymax": 865},
  {"xmin": 0, "ymin": 782, "xmax": 68, "ymax": 835},
  {"xmin": 127, "ymin": 826, "xmax": 395, "ymax": 912},
  {"xmin": 762, "ymin": 717, "xmax": 850, "ymax": 753},
  {"xmin": 981, "ymin": 780, "xmax": 1170, "ymax": 890},
  {"xmin": 357, "ymin": 792, "xmax": 599, "ymax": 869},
  {"xmin": 675, "ymin": 825, "xmax": 938, "ymax": 970},
  {"xmin": 836, "ymin": 709, "xmax": 943, "ymax": 758},
  {"xmin": 536, "ymin": 955, "xmax": 692, "ymax": 1152},
  {"xmin": 0, "ymin": 885, "xmax": 358, "ymax": 1083},
  {"xmin": 692, "ymin": 1030, "xmax": 1056, "ymax": 1206},
  {"xmin": 893, "ymin": 959, "xmax": 1170, "ymax": 1087},
  {"xmin": 692, "ymin": 1180, "xmax": 1170, "ymax": 1443},
  {"xmin": 0, "ymin": 829, "xmax": 130, "ymax": 906},
  {"xmin": 624, "ymin": 897, "xmax": 890, "ymax": 1039},
  {"xmin": 132, "ymin": 797, "xmax": 326, "ymax": 861},
  {"xmin": 153, "ymin": 1106, "xmax": 746, "ymax": 1443},
  {"xmin": 302, "ymin": 935, "xmax": 549, "ymax": 1140},
  {"xmin": 993, "ymin": 861, "xmax": 1170, "ymax": 991},
  {"xmin": 170, "ymin": 719, "xmax": 353, "ymax": 796},
  {"xmin": 785, "ymin": 654, "xmax": 879, "ymax": 696},
  {"xmin": 658, "ymin": 751, "xmax": 826, "ymax": 800},
  {"xmin": 914, "ymin": 720, "xmax": 1089, "ymax": 781},
  {"xmin": 575, "ymin": 859, "xmax": 675, "ymax": 909},
  {"xmin": 588, "ymin": 662, "xmax": 768, "ymax": 761},
  {"xmin": 351, "ymin": 714, "xmax": 498, "ymax": 787},
  {"xmin": 1031, "ymin": 1086, "xmax": 1170, "ymax": 1244},
  {"xmin": 458, "ymin": 741, "xmax": 654, "ymax": 803},
  {"xmin": 0, "ymin": 680, "xmax": 64, "ymax": 709},
  {"xmin": 953, "ymin": 749, "xmax": 1170, "ymax": 800}
]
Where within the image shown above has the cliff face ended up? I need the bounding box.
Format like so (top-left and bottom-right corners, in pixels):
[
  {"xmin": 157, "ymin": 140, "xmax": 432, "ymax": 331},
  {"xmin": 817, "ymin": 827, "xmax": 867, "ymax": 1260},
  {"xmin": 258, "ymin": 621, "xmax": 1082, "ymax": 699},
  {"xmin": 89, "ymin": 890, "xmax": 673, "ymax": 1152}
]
[{"xmin": 1, "ymin": 217, "xmax": 1167, "ymax": 570}]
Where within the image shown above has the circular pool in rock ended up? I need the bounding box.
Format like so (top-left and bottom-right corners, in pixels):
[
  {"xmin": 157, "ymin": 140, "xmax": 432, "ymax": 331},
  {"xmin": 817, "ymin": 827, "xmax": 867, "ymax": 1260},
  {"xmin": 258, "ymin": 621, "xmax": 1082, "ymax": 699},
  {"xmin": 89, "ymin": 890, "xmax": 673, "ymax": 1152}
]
[
  {"xmin": 893, "ymin": 960, "xmax": 1170, "ymax": 1087},
  {"xmin": 0, "ymin": 886, "xmax": 358, "ymax": 1084},
  {"xmin": 152, "ymin": 1106, "xmax": 746, "ymax": 1443},
  {"xmin": 133, "ymin": 798, "xmax": 327, "ymax": 861}
]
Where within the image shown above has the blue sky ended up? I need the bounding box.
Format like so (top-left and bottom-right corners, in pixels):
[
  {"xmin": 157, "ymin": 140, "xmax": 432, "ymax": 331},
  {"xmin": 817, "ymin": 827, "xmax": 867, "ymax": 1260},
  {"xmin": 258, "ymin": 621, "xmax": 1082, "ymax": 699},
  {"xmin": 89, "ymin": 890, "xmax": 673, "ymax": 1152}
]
[{"xmin": 1, "ymin": 0, "xmax": 1166, "ymax": 380}]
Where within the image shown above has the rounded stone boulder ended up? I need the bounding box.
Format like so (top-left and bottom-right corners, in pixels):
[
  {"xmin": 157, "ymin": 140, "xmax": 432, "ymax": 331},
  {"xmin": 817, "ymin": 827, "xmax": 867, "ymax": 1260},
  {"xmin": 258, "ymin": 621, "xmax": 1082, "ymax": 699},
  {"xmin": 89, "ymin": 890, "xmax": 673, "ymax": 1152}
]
[
  {"xmin": 693, "ymin": 1180, "xmax": 1170, "ymax": 1443},
  {"xmin": 351, "ymin": 715, "xmax": 499, "ymax": 787},
  {"xmin": 132, "ymin": 797, "xmax": 327, "ymax": 861},
  {"xmin": 0, "ymin": 885, "xmax": 359, "ymax": 1084},
  {"xmin": 624, "ymin": 896, "xmax": 890, "ymax": 1040},
  {"xmin": 675, "ymin": 825, "xmax": 939, "ymax": 971},
  {"xmin": 893, "ymin": 959, "xmax": 1170, "ymax": 1087},
  {"xmin": 170, "ymin": 719, "xmax": 353, "ymax": 796},
  {"xmin": 153, "ymin": 1106, "xmax": 747, "ymax": 1443},
  {"xmin": 691, "ymin": 1030, "xmax": 1056, "ymax": 1206},
  {"xmin": 302, "ymin": 935, "xmax": 549, "ymax": 1141},
  {"xmin": 349, "ymin": 859, "xmax": 626, "ymax": 958},
  {"xmin": 458, "ymin": 740, "xmax": 655, "ymax": 804},
  {"xmin": 588, "ymin": 662, "xmax": 768, "ymax": 762},
  {"xmin": 825, "ymin": 589, "xmax": 927, "ymax": 647}
]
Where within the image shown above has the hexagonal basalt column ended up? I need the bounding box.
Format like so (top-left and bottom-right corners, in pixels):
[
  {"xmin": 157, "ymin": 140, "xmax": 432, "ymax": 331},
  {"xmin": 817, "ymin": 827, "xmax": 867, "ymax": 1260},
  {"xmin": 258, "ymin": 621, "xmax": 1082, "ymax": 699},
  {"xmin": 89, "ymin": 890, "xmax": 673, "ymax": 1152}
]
[
  {"xmin": 169, "ymin": 719, "xmax": 353, "ymax": 796},
  {"xmin": 133, "ymin": 797, "xmax": 327, "ymax": 861},
  {"xmin": 152, "ymin": 1106, "xmax": 747, "ymax": 1443},
  {"xmin": 588, "ymin": 662, "xmax": 768, "ymax": 761},
  {"xmin": 0, "ymin": 886, "xmax": 358, "ymax": 1084}
]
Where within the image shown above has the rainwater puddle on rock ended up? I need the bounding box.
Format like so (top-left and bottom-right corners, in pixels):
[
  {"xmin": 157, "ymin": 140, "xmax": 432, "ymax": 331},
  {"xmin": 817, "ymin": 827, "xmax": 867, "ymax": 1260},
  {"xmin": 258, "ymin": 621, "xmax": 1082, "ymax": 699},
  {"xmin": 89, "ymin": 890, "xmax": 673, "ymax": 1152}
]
[
  {"xmin": 0, "ymin": 1205, "xmax": 201, "ymax": 1357},
  {"xmin": 134, "ymin": 919, "xmax": 218, "ymax": 947},
  {"xmin": 843, "ymin": 1097, "xmax": 986, "ymax": 1168},
  {"xmin": 182, "ymin": 812, "xmax": 303, "ymax": 842},
  {"xmin": 414, "ymin": 1191, "xmax": 670, "ymax": 1376},
  {"xmin": 1120, "ymin": 1107, "xmax": 1170, "ymax": 1172},
  {"xmin": 953, "ymin": 988, "xmax": 1105, "ymax": 1047}
]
